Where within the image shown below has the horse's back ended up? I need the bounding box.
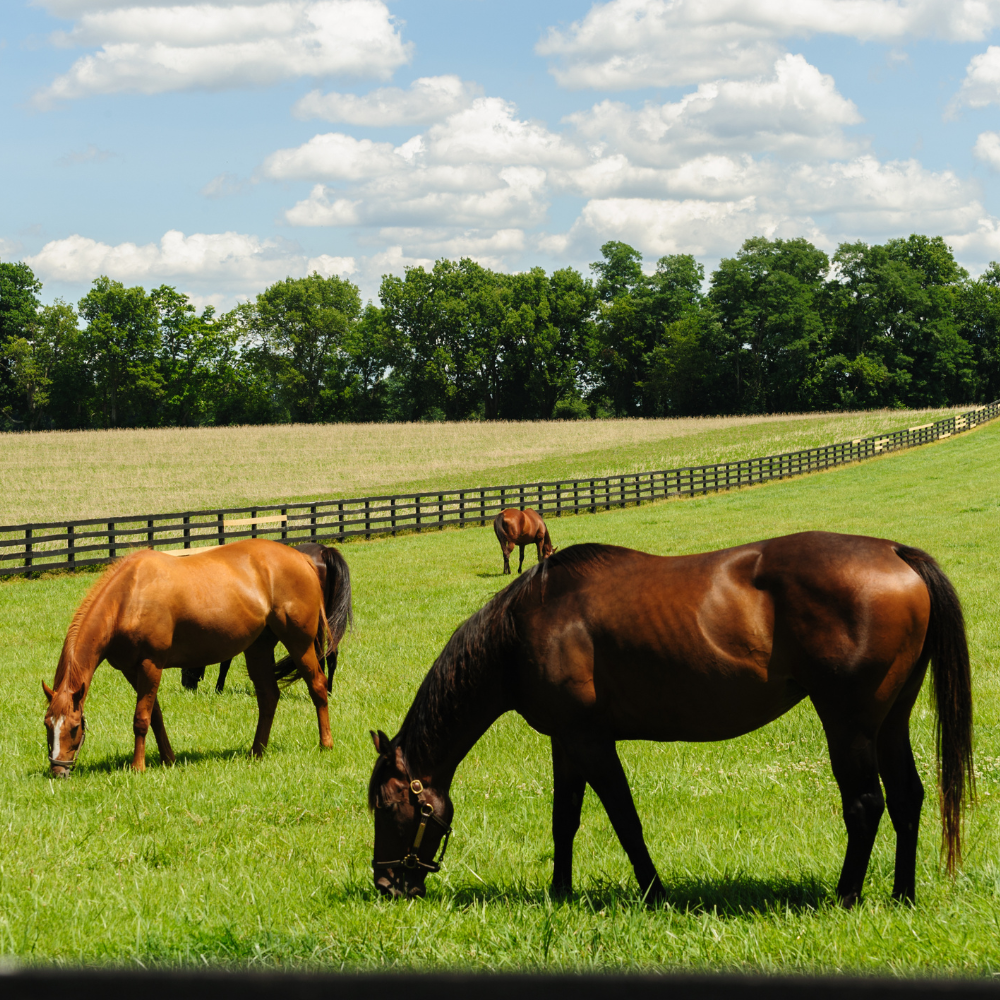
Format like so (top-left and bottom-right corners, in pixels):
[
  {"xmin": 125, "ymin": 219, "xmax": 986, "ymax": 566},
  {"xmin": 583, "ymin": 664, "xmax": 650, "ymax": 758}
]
[{"xmin": 512, "ymin": 534, "xmax": 931, "ymax": 741}]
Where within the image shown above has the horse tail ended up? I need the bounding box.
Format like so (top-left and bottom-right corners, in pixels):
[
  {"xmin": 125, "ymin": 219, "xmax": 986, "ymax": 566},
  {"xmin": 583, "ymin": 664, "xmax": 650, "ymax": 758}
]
[
  {"xmin": 319, "ymin": 545, "xmax": 352, "ymax": 688},
  {"xmin": 493, "ymin": 510, "xmax": 509, "ymax": 546},
  {"xmin": 895, "ymin": 544, "xmax": 975, "ymax": 874}
]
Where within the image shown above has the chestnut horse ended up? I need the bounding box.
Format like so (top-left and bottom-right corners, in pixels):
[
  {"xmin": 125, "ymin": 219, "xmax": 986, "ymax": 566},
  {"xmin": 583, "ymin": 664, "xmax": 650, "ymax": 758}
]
[
  {"xmin": 493, "ymin": 507, "xmax": 554, "ymax": 575},
  {"xmin": 181, "ymin": 542, "xmax": 352, "ymax": 694},
  {"xmin": 43, "ymin": 539, "xmax": 341, "ymax": 777},
  {"xmin": 369, "ymin": 533, "xmax": 974, "ymax": 907}
]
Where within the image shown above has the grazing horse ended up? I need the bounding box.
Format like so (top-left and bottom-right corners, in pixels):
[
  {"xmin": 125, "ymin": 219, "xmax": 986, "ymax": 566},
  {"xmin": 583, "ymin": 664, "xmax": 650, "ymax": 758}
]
[
  {"xmin": 369, "ymin": 533, "xmax": 974, "ymax": 906},
  {"xmin": 180, "ymin": 542, "xmax": 352, "ymax": 694},
  {"xmin": 493, "ymin": 507, "xmax": 554, "ymax": 575},
  {"xmin": 43, "ymin": 539, "xmax": 341, "ymax": 777}
]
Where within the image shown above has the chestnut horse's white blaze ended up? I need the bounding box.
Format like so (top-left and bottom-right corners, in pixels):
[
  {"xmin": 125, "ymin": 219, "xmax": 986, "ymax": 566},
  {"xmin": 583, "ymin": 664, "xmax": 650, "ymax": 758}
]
[{"xmin": 50, "ymin": 716, "xmax": 63, "ymax": 762}]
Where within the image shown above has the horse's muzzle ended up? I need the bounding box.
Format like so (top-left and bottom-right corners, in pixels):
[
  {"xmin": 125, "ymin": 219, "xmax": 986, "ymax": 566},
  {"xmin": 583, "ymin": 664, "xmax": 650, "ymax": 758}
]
[
  {"xmin": 49, "ymin": 764, "xmax": 72, "ymax": 779},
  {"xmin": 374, "ymin": 869, "xmax": 426, "ymax": 900}
]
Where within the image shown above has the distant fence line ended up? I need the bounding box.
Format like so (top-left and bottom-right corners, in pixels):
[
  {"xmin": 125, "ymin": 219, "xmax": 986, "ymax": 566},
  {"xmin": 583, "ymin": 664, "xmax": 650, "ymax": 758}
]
[{"xmin": 2, "ymin": 402, "xmax": 998, "ymax": 579}]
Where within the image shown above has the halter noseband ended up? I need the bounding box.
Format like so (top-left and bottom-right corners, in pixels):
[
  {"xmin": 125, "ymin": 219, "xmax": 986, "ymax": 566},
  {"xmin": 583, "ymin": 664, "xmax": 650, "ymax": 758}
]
[{"xmin": 372, "ymin": 776, "xmax": 453, "ymax": 876}]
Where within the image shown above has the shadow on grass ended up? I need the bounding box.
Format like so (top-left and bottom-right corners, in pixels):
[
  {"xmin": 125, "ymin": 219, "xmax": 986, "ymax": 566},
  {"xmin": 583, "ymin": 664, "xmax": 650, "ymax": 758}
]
[
  {"xmin": 323, "ymin": 871, "xmax": 833, "ymax": 917},
  {"xmin": 77, "ymin": 747, "xmax": 250, "ymax": 773}
]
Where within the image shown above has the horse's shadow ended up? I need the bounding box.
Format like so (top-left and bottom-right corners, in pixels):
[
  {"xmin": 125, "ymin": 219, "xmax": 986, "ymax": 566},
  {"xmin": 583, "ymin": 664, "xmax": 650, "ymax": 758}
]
[
  {"xmin": 78, "ymin": 747, "xmax": 249, "ymax": 773},
  {"xmin": 436, "ymin": 872, "xmax": 831, "ymax": 916}
]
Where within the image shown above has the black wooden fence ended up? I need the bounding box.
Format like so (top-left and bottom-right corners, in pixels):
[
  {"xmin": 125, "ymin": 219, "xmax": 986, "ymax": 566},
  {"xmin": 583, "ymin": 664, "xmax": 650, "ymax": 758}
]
[{"xmin": 2, "ymin": 402, "xmax": 998, "ymax": 578}]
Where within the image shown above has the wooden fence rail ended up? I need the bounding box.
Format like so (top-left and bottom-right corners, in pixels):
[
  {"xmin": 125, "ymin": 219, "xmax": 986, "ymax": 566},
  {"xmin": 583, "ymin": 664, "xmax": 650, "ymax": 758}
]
[{"xmin": 2, "ymin": 402, "xmax": 997, "ymax": 578}]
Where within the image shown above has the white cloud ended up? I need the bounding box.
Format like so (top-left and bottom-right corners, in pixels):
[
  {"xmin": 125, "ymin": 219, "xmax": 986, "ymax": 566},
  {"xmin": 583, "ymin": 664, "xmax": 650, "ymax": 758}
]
[
  {"xmin": 974, "ymin": 131, "xmax": 1000, "ymax": 170},
  {"xmin": 951, "ymin": 45, "xmax": 1000, "ymax": 112},
  {"xmin": 566, "ymin": 54, "xmax": 863, "ymax": 164},
  {"xmin": 538, "ymin": 0, "xmax": 1000, "ymax": 90},
  {"xmin": 293, "ymin": 75, "xmax": 480, "ymax": 125},
  {"xmin": 261, "ymin": 133, "xmax": 405, "ymax": 182},
  {"xmin": 306, "ymin": 253, "xmax": 358, "ymax": 277},
  {"xmin": 23, "ymin": 229, "xmax": 351, "ymax": 290},
  {"xmin": 34, "ymin": 0, "xmax": 410, "ymax": 106},
  {"xmin": 201, "ymin": 172, "xmax": 254, "ymax": 198}
]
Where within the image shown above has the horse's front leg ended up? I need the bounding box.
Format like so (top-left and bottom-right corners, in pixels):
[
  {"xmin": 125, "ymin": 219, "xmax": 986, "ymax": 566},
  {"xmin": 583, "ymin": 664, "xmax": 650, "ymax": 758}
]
[
  {"xmin": 130, "ymin": 660, "xmax": 169, "ymax": 771},
  {"xmin": 518, "ymin": 544, "xmax": 526, "ymax": 573},
  {"xmin": 551, "ymin": 736, "xmax": 586, "ymax": 897},
  {"xmin": 569, "ymin": 735, "xmax": 665, "ymax": 905}
]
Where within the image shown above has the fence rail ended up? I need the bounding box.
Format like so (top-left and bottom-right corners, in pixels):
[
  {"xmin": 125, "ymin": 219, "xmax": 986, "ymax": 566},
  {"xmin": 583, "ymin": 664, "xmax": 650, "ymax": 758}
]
[{"xmin": 3, "ymin": 402, "xmax": 998, "ymax": 578}]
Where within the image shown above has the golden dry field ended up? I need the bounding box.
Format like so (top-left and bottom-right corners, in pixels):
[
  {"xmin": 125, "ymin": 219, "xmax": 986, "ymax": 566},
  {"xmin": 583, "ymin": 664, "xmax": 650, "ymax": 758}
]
[{"xmin": 0, "ymin": 407, "xmax": 965, "ymax": 524}]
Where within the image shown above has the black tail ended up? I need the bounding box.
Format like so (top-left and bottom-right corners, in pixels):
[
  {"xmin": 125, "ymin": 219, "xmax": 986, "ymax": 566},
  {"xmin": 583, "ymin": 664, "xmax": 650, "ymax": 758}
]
[
  {"xmin": 895, "ymin": 544, "xmax": 975, "ymax": 874},
  {"xmin": 493, "ymin": 511, "xmax": 508, "ymax": 547},
  {"xmin": 275, "ymin": 543, "xmax": 353, "ymax": 690}
]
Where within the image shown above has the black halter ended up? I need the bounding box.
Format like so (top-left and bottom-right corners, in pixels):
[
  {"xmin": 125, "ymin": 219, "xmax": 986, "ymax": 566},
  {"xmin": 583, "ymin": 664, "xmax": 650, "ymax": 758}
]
[{"xmin": 372, "ymin": 777, "xmax": 453, "ymax": 875}]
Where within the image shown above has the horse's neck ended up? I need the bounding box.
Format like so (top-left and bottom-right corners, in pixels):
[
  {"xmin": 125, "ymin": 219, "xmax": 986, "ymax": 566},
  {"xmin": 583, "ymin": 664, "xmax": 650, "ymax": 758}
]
[
  {"xmin": 57, "ymin": 593, "xmax": 117, "ymax": 690},
  {"xmin": 409, "ymin": 665, "xmax": 512, "ymax": 791}
]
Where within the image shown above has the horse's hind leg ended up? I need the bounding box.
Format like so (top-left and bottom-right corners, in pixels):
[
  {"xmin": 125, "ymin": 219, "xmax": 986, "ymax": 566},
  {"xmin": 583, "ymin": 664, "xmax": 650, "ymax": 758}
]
[
  {"xmin": 150, "ymin": 696, "xmax": 175, "ymax": 766},
  {"xmin": 566, "ymin": 735, "xmax": 665, "ymax": 904},
  {"xmin": 245, "ymin": 639, "xmax": 280, "ymax": 758},
  {"xmin": 500, "ymin": 539, "xmax": 511, "ymax": 575},
  {"xmin": 878, "ymin": 672, "xmax": 927, "ymax": 903},
  {"xmin": 518, "ymin": 544, "xmax": 526, "ymax": 573},
  {"xmin": 821, "ymin": 717, "xmax": 885, "ymax": 908},
  {"xmin": 551, "ymin": 736, "xmax": 586, "ymax": 897}
]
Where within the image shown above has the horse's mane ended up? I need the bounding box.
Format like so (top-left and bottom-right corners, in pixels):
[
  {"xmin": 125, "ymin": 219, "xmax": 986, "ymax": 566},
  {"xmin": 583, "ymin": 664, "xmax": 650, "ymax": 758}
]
[
  {"xmin": 368, "ymin": 543, "xmax": 624, "ymax": 803},
  {"xmin": 55, "ymin": 553, "xmax": 138, "ymax": 688}
]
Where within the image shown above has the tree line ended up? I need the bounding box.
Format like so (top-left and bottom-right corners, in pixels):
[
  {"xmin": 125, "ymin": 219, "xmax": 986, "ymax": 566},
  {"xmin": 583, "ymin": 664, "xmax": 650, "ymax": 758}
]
[{"xmin": 2, "ymin": 233, "xmax": 999, "ymax": 430}]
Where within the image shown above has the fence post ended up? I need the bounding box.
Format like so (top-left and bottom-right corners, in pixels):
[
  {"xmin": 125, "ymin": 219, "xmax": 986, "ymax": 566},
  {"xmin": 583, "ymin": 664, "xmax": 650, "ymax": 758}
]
[
  {"xmin": 556, "ymin": 482, "xmax": 562, "ymax": 516},
  {"xmin": 416, "ymin": 496, "xmax": 422, "ymax": 533},
  {"xmin": 147, "ymin": 519, "xmax": 154, "ymax": 547},
  {"xmin": 281, "ymin": 508, "xmax": 287, "ymax": 541},
  {"xmin": 339, "ymin": 502, "xmax": 345, "ymax": 540},
  {"xmin": 24, "ymin": 527, "xmax": 32, "ymax": 569},
  {"xmin": 590, "ymin": 479, "xmax": 595, "ymax": 513},
  {"xmin": 108, "ymin": 521, "xmax": 115, "ymax": 560},
  {"xmin": 480, "ymin": 490, "xmax": 485, "ymax": 525},
  {"xmin": 519, "ymin": 485, "xmax": 525, "ymax": 510},
  {"xmin": 251, "ymin": 510, "xmax": 257, "ymax": 540},
  {"xmin": 218, "ymin": 512, "xmax": 225, "ymax": 544},
  {"xmin": 311, "ymin": 505, "xmax": 317, "ymax": 543},
  {"xmin": 538, "ymin": 483, "xmax": 544, "ymax": 514},
  {"xmin": 391, "ymin": 497, "xmax": 397, "ymax": 537},
  {"xmin": 438, "ymin": 494, "xmax": 444, "ymax": 530},
  {"xmin": 459, "ymin": 491, "xmax": 465, "ymax": 527},
  {"xmin": 67, "ymin": 524, "xmax": 75, "ymax": 566},
  {"xmin": 183, "ymin": 515, "xmax": 190, "ymax": 549},
  {"xmin": 365, "ymin": 500, "xmax": 371, "ymax": 540}
]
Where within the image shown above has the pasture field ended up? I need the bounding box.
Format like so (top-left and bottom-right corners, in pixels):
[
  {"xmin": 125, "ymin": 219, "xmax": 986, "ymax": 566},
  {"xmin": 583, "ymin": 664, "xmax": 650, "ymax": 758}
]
[
  {"xmin": 0, "ymin": 419, "xmax": 999, "ymax": 973},
  {"xmin": 0, "ymin": 407, "xmax": 965, "ymax": 524}
]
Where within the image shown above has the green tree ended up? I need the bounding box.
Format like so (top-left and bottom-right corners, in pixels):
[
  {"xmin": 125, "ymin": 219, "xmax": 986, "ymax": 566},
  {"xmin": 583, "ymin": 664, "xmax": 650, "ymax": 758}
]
[
  {"xmin": 244, "ymin": 273, "xmax": 363, "ymax": 422},
  {"xmin": 709, "ymin": 237, "xmax": 831, "ymax": 412},
  {"xmin": 956, "ymin": 262, "xmax": 1000, "ymax": 403},
  {"xmin": 0, "ymin": 261, "xmax": 42, "ymax": 423},
  {"xmin": 78, "ymin": 277, "xmax": 163, "ymax": 427}
]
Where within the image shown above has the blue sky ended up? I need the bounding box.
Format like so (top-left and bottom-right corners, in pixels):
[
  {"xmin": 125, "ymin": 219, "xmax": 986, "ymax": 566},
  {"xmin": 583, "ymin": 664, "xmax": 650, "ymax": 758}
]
[{"xmin": 5, "ymin": 0, "xmax": 1000, "ymax": 310}]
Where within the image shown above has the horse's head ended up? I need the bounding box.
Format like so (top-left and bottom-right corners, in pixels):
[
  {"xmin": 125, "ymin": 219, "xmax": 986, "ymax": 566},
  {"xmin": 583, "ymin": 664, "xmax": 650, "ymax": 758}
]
[
  {"xmin": 42, "ymin": 680, "xmax": 87, "ymax": 778},
  {"xmin": 368, "ymin": 729, "xmax": 453, "ymax": 900}
]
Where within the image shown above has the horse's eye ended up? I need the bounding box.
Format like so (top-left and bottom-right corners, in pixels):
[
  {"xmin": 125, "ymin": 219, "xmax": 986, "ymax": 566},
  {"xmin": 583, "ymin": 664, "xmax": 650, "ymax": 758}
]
[{"xmin": 70, "ymin": 726, "xmax": 80, "ymax": 738}]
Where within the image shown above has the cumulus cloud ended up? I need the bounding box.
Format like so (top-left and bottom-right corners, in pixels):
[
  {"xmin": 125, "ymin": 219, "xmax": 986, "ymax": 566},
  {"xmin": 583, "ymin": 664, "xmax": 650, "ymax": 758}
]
[
  {"xmin": 24, "ymin": 229, "xmax": 358, "ymax": 291},
  {"xmin": 566, "ymin": 55, "xmax": 863, "ymax": 164},
  {"xmin": 974, "ymin": 131, "xmax": 1000, "ymax": 170},
  {"xmin": 34, "ymin": 0, "xmax": 410, "ymax": 106},
  {"xmin": 293, "ymin": 75, "xmax": 480, "ymax": 125},
  {"xmin": 951, "ymin": 45, "xmax": 1000, "ymax": 112},
  {"xmin": 537, "ymin": 0, "xmax": 1000, "ymax": 90}
]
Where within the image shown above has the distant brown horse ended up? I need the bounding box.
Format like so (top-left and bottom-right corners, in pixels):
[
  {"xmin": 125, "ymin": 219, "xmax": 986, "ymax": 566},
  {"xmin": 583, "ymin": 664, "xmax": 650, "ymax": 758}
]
[
  {"xmin": 493, "ymin": 507, "xmax": 554, "ymax": 575},
  {"xmin": 43, "ymin": 539, "xmax": 343, "ymax": 777},
  {"xmin": 181, "ymin": 542, "xmax": 352, "ymax": 694},
  {"xmin": 369, "ymin": 533, "xmax": 974, "ymax": 907}
]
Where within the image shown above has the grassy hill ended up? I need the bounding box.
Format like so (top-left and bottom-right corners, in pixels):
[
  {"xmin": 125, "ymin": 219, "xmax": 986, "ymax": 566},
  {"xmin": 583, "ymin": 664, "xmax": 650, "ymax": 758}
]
[{"xmin": 0, "ymin": 419, "xmax": 998, "ymax": 972}]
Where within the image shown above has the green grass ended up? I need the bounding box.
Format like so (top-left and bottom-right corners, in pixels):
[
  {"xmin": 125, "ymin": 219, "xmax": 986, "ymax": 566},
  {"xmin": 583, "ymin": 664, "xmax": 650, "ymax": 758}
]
[
  {"xmin": 1, "ymin": 421, "xmax": 1000, "ymax": 973},
  {"xmin": 0, "ymin": 407, "xmax": 965, "ymax": 524}
]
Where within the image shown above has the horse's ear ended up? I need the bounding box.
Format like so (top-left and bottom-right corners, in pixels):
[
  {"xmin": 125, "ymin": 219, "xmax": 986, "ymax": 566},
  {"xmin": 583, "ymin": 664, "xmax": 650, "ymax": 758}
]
[
  {"xmin": 371, "ymin": 729, "xmax": 391, "ymax": 755},
  {"xmin": 72, "ymin": 683, "xmax": 86, "ymax": 710},
  {"xmin": 42, "ymin": 681, "xmax": 54, "ymax": 703}
]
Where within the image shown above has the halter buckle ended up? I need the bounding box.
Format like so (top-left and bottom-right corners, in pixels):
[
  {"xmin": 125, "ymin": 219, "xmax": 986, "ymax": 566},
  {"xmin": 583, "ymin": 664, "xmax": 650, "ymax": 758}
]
[{"xmin": 410, "ymin": 779, "xmax": 424, "ymax": 794}]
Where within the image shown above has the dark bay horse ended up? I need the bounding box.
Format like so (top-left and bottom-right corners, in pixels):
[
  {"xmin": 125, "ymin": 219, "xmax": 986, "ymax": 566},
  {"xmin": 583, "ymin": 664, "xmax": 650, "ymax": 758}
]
[
  {"xmin": 493, "ymin": 507, "xmax": 554, "ymax": 575},
  {"xmin": 369, "ymin": 532, "xmax": 974, "ymax": 907},
  {"xmin": 180, "ymin": 542, "xmax": 352, "ymax": 694},
  {"xmin": 43, "ymin": 539, "xmax": 341, "ymax": 776}
]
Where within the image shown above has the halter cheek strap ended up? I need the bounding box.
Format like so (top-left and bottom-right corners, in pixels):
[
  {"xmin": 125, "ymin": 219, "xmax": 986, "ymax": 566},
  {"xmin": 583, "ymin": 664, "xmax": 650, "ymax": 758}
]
[{"xmin": 373, "ymin": 778, "xmax": 453, "ymax": 874}]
